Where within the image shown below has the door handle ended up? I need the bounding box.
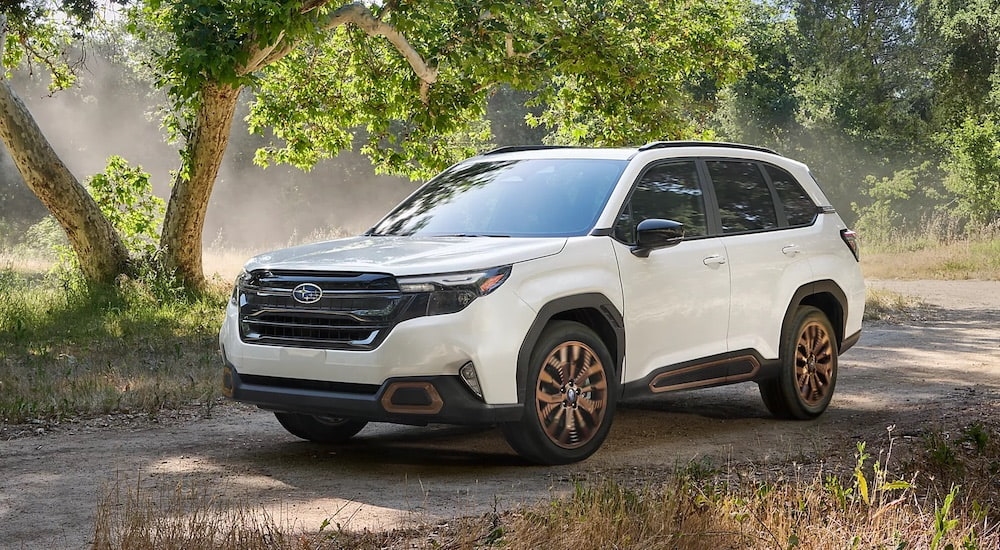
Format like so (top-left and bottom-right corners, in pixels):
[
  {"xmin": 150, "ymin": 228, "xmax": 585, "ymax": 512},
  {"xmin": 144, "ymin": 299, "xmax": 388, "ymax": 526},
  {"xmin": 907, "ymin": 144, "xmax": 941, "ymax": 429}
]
[
  {"xmin": 703, "ymin": 255, "xmax": 727, "ymax": 266},
  {"xmin": 781, "ymin": 245, "xmax": 801, "ymax": 256}
]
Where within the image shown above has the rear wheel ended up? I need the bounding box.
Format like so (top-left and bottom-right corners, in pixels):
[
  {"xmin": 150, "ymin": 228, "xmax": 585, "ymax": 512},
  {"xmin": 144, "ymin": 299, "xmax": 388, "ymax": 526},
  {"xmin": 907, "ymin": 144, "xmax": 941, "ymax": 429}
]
[
  {"xmin": 274, "ymin": 412, "xmax": 368, "ymax": 443},
  {"xmin": 760, "ymin": 306, "xmax": 838, "ymax": 419},
  {"xmin": 501, "ymin": 321, "xmax": 617, "ymax": 465}
]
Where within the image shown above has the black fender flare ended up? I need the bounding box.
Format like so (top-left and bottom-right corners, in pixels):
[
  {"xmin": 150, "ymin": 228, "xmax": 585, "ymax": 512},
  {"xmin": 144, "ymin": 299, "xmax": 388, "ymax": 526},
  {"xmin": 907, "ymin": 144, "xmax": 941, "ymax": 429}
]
[
  {"xmin": 780, "ymin": 280, "xmax": 849, "ymax": 352},
  {"xmin": 515, "ymin": 293, "xmax": 626, "ymax": 403}
]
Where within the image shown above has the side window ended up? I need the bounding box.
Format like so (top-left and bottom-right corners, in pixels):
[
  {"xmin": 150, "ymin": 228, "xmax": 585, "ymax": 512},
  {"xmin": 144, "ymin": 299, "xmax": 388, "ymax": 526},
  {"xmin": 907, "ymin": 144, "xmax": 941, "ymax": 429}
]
[
  {"xmin": 766, "ymin": 165, "xmax": 817, "ymax": 226},
  {"xmin": 706, "ymin": 160, "xmax": 778, "ymax": 234},
  {"xmin": 613, "ymin": 160, "xmax": 706, "ymax": 243}
]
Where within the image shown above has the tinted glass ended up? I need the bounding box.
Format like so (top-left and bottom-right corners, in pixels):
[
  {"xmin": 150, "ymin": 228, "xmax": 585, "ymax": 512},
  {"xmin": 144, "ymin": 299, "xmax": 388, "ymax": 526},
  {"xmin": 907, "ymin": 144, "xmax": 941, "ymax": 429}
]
[
  {"xmin": 766, "ymin": 165, "xmax": 817, "ymax": 226},
  {"xmin": 707, "ymin": 160, "xmax": 778, "ymax": 233},
  {"xmin": 614, "ymin": 161, "xmax": 706, "ymax": 243},
  {"xmin": 370, "ymin": 159, "xmax": 627, "ymax": 237}
]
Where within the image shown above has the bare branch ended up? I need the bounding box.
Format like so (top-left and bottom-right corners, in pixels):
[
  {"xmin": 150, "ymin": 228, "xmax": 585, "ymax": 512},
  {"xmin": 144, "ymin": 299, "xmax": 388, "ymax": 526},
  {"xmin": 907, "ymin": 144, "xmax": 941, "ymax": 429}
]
[
  {"xmin": 241, "ymin": 2, "xmax": 437, "ymax": 104},
  {"xmin": 505, "ymin": 32, "xmax": 548, "ymax": 59},
  {"xmin": 322, "ymin": 2, "xmax": 438, "ymax": 99},
  {"xmin": 240, "ymin": 29, "xmax": 286, "ymax": 74},
  {"xmin": 0, "ymin": 15, "xmax": 7, "ymax": 74},
  {"xmin": 299, "ymin": 0, "xmax": 329, "ymax": 14}
]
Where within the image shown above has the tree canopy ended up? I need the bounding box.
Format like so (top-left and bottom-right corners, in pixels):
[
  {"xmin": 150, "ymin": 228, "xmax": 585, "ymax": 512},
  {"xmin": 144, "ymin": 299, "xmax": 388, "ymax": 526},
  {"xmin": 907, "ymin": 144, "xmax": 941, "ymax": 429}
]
[{"xmin": 3, "ymin": 0, "xmax": 1000, "ymax": 288}]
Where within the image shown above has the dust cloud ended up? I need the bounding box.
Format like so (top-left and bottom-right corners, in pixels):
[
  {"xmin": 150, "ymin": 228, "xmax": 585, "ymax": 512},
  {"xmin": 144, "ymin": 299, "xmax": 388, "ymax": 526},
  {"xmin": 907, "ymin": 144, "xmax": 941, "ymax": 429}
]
[{"xmin": 3, "ymin": 52, "xmax": 416, "ymax": 256}]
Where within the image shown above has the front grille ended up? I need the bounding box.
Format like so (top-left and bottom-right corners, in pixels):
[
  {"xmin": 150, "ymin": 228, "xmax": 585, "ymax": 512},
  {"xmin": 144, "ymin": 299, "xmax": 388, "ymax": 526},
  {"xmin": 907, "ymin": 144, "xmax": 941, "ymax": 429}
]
[{"xmin": 237, "ymin": 270, "xmax": 413, "ymax": 350}]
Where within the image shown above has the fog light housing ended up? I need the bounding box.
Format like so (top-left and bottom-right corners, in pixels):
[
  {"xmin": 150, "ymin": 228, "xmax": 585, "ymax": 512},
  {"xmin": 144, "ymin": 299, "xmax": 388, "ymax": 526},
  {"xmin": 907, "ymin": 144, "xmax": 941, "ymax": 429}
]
[{"xmin": 459, "ymin": 362, "xmax": 483, "ymax": 399}]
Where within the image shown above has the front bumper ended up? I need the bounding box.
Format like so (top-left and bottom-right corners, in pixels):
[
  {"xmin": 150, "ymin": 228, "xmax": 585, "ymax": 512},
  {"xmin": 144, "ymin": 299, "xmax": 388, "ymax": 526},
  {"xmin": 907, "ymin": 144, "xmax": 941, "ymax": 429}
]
[{"xmin": 222, "ymin": 360, "xmax": 522, "ymax": 426}]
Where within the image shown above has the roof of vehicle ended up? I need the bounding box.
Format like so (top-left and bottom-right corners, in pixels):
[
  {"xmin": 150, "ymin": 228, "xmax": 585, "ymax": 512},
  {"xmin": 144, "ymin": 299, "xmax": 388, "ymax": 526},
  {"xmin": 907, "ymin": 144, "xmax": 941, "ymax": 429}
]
[{"xmin": 477, "ymin": 141, "xmax": 781, "ymax": 161}]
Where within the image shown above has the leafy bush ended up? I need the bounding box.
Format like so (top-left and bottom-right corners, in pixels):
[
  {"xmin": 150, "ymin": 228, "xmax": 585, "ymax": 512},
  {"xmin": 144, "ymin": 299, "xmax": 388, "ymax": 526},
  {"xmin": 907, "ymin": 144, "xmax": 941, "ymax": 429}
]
[
  {"xmin": 85, "ymin": 155, "xmax": 165, "ymax": 258},
  {"xmin": 852, "ymin": 162, "xmax": 956, "ymax": 249},
  {"xmin": 944, "ymin": 116, "xmax": 1000, "ymax": 226}
]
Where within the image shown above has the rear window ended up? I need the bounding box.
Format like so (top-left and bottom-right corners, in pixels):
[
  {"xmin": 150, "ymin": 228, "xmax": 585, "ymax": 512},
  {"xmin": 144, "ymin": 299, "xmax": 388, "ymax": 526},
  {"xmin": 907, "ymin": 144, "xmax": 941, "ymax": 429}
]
[
  {"xmin": 766, "ymin": 165, "xmax": 817, "ymax": 226},
  {"xmin": 706, "ymin": 160, "xmax": 778, "ymax": 234}
]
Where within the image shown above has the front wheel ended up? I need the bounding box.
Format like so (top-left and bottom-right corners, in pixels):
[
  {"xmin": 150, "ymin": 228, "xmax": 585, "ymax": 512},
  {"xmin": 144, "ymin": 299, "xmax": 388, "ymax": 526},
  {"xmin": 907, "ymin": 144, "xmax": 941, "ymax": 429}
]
[
  {"xmin": 501, "ymin": 321, "xmax": 617, "ymax": 465},
  {"xmin": 760, "ymin": 306, "xmax": 838, "ymax": 419},
  {"xmin": 274, "ymin": 412, "xmax": 368, "ymax": 444}
]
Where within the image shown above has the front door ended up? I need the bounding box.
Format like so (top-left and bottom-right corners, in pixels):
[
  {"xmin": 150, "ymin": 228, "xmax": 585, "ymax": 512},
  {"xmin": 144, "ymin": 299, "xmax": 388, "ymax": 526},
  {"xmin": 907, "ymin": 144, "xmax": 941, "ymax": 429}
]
[{"xmin": 611, "ymin": 159, "xmax": 731, "ymax": 385}]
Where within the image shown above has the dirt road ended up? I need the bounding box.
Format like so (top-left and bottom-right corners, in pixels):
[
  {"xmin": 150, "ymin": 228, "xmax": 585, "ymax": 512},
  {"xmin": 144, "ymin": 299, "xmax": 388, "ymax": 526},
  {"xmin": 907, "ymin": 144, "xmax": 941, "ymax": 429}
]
[{"xmin": 2, "ymin": 280, "xmax": 999, "ymax": 549}]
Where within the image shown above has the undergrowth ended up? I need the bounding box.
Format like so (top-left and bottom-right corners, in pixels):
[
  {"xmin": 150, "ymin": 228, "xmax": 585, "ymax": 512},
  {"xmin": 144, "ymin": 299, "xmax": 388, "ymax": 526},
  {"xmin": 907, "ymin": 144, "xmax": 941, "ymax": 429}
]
[
  {"xmin": 0, "ymin": 268, "xmax": 227, "ymax": 425},
  {"xmin": 862, "ymin": 235, "xmax": 1000, "ymax": 280}
]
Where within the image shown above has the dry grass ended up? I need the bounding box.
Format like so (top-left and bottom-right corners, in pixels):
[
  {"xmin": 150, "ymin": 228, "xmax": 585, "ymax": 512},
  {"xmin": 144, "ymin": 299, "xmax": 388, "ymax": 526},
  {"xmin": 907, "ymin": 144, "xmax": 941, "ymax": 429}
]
[
  {"xmin": 93, "ymin": 426, "xmax": 1000, "ymax": 550},
  {"xmin": 864, "ymin": 287, "xmax": 925, "ymax": 322},
  {"xmin": 92, "ymin": 479, "xmax": 429, "ymax": 550},
  {"xmin": 0, "ymin": 250, "xmax": 53, "ymax": 274},
  {"xmin": 862, "ymin": 238, "xmax": 1000, "ymax": 280}
]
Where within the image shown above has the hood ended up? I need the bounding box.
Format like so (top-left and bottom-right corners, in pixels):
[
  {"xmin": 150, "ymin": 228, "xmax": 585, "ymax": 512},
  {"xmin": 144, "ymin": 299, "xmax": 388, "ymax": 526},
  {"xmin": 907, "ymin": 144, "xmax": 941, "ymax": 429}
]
[{"xmin": 243, "ymin": 236, "xmax": 566, "ymax": 275}]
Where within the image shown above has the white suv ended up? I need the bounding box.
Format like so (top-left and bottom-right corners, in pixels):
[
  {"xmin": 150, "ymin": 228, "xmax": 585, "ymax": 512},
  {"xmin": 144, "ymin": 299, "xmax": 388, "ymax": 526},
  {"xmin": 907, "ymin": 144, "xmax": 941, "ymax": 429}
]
[{"xmin": 220, "ymin": 141, "xmax": 865, "ymax": 464}]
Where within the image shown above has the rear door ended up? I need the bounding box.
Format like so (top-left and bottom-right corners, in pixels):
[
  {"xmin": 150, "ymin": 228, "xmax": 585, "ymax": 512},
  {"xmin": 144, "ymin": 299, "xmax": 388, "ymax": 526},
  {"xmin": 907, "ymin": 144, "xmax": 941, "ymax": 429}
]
[{"xmin": 703, "ymin": 159, "xmax": 816, "ymax": 361}]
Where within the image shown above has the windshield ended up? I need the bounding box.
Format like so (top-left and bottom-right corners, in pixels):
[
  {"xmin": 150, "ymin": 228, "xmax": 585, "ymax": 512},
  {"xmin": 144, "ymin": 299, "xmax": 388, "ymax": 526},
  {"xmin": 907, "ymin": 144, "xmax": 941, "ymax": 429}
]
[{"xmin": 369, "ymin": 158, "xmax": 628, "ymax": 237}]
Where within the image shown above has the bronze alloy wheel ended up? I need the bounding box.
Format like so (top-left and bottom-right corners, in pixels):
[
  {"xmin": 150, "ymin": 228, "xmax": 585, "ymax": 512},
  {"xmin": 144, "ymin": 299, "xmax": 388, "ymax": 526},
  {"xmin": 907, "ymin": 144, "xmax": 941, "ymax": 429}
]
[
  {"xmin": 794, "ymin": 320, "xmax": 835, "ymax": 406},
  {"xmin": 534, "ymin": 340, "xmax": 609, "ymax": 449},
  {"xmin": 759, "ymin": 305, "xmax": 838, "ymax": 420}
]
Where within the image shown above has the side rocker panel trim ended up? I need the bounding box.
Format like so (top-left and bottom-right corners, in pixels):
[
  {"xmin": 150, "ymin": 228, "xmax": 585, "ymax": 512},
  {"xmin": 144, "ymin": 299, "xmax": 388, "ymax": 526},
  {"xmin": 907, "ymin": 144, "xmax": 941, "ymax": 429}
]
[{"xmin": 621, "ymin": 349, "xmax": 780, "ymax": 400}]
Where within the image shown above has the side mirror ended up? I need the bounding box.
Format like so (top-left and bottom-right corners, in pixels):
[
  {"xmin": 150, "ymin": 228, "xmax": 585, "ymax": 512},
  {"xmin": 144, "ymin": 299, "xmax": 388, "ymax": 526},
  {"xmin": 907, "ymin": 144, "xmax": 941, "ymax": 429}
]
[{"xmin": 631, "ymin": 219, "xmax": 684, "ymax": 257}]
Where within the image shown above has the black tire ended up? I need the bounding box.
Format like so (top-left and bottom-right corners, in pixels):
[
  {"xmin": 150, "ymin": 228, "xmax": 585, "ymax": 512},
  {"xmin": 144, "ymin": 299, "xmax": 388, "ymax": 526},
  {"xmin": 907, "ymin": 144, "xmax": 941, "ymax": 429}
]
[
  {"xmin": 759, "ymin": 306, "xmax": 838, "ymax": 419},
  {"xmin": 274, "ymin": 412, "xmax": 368, "ymax": 444},
  {"xmin": 501, "ymin": 321, "xmax": 617, "ymax": 465}
]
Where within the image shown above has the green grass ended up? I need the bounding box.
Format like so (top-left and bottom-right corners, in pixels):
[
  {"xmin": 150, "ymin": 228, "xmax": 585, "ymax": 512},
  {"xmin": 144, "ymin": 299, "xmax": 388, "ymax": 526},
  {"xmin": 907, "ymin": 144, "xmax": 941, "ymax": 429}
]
[{"xmin": 0, "ymin": 269, "xmax": 227, "ymax": 425}]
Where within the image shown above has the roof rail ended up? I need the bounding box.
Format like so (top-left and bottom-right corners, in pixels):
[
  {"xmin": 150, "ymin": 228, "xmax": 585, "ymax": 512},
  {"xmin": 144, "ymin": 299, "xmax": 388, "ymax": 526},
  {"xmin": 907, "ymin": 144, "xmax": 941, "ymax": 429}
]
[
  {"xmin": 637, "ymin": 140, "xmax": 778, "ymax": 155},
  {"xmin": 481, "ymin": 145, "xmax": 575, "ymax": 156}
]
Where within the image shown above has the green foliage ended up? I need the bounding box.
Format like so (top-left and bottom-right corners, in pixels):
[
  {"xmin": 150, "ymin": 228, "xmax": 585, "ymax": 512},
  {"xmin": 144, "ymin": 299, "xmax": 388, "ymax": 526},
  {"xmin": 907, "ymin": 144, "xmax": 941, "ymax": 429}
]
[
  {"xmin": 525, "ymin": 0, "xmax": 750, "ymax": 146},
  {"xmin": 18, "ymin": 216, "xmax": 70, "ymax": 259},
  {"xmin": 931, "ymin": 486, "xmax": 961, "ymax": 550},
  {"xmin": 141, "ymin": 0, "xmax": 750, "ymax": 180},
  {"xmin": 943, "ymin": 116, "xmax": 1000, "ymax": 226},
  {"xmin": 84, "ymin": 156, "xmax": 165, "ymax": 258},
  {"xmin": 963, "ymin": 423, "xmax": 991, "ymax": 453},
  {"xmin": 793, "ymin": 0, "xmax": 934, "ymax": 146},
  {"xmin": 1, "ymin": 1, "xmax": 114, "ymax": 90},
  {"xmin": 918, "ymin": 0, "xmax": 1000, "ymax": 118},
  {"xmin": 852, "ymin": 162, "xmax": 953, "ymax": 244},
  {"xmin": 249, "ymin": 24, "xmax": 493, "ymax": 179},
  {"xmin": 714, "ymin": 2, "xmax": 799, "ymax": 144}
]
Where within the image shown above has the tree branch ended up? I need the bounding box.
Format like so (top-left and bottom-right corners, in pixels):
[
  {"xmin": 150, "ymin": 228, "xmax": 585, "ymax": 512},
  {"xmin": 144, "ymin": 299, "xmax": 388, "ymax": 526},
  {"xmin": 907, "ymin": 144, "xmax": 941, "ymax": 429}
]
[
  {"xmin": 323, "ymin": 3, "xmax": 438, "ymax": 101},
  {"xmin": 241, "ymin": 2, "xmax": 438, "ymax": 103},
  {"xmin": 240, "ymin": 29, "xmax": 287, "ymax": 74},
  {"xmin": 0, "ymin": 15, "xmax": 7, "ymax": 73}
]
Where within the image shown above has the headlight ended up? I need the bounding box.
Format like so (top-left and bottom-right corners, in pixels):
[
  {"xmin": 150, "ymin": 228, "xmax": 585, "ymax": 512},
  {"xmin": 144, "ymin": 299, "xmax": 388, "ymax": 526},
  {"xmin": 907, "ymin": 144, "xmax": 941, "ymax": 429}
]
[
  {"xmin": 397, "ymin": 266, "xmax": 511, "ymax": 316},
  {"xmin": 229, "ymin": 270, "xmax": 249, "ymax": 306}
]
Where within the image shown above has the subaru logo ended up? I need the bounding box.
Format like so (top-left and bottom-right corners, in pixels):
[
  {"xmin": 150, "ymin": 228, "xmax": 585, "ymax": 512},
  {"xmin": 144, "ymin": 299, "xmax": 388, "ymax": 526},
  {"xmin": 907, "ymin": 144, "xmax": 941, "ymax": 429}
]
[{"xmin": 291, "ymin": 283, "xmax": 323, "ymax": 304}]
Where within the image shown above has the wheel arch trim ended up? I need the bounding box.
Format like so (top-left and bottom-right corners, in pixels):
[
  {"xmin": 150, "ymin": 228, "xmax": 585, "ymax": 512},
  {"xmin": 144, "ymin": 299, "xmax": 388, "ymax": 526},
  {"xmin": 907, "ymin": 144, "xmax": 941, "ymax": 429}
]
[
  {"xmin": 515, "ymin": 293, "xmax": 625, "ymax": 403},
  {"xmin": 781, "ymin": 280, "xmax": 849, "ymax": 351}
]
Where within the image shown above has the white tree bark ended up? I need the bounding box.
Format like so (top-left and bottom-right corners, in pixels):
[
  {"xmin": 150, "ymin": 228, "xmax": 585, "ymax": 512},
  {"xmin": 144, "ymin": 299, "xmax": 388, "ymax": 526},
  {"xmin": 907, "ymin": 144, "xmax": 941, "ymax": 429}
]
[{"xmin": 0, "ymin": 16, "xmax": 129, "ymax": 285}]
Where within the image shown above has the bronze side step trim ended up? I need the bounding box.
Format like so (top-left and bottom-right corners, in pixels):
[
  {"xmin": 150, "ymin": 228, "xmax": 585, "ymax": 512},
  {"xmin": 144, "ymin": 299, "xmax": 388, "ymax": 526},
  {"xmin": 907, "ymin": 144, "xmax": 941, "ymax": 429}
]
[{"xmin": 649, "ymin": 355, "xmax": 761, "ymax": 393}]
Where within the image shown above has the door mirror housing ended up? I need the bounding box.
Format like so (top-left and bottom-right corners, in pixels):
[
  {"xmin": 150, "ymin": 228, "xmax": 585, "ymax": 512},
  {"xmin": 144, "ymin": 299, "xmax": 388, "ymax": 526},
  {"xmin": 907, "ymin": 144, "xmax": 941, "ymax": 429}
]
[{"xmin": 631, "ymin": 219, "xmax": 684, "ymax": 257}]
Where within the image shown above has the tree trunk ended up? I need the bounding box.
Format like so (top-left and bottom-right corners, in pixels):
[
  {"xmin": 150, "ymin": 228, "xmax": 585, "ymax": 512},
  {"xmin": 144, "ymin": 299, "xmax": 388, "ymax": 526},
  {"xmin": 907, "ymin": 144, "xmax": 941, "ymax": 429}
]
[
  {"xmin": 160, "ymin": 82, "xmax": 242, "ymax": 290},
  {"xmin": 0, "ymin": 76, "xmax": 130, "ymax": 285}
]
